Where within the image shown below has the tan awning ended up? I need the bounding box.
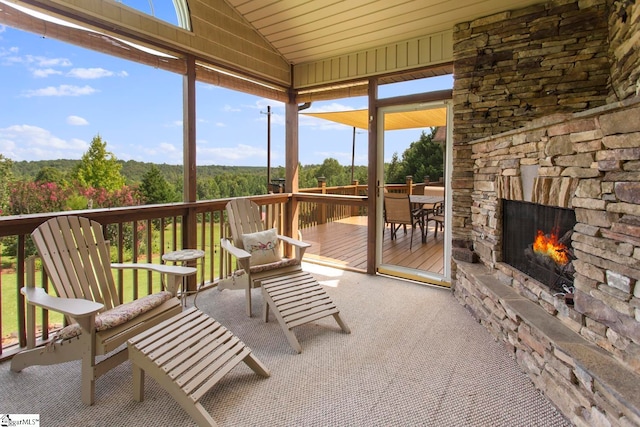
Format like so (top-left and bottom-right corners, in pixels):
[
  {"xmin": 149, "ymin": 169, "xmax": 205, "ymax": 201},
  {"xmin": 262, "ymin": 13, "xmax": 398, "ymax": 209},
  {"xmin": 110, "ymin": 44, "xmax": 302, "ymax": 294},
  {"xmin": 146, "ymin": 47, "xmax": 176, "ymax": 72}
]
[{"xmin": 302, "ymin": 107, "xmax": 447, "ymax": 130}]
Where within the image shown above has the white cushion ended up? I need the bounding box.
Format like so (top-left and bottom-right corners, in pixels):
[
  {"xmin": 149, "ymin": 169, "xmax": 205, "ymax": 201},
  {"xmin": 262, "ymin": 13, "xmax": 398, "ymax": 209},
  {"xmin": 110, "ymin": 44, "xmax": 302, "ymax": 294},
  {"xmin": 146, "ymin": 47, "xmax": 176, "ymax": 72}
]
[{"xmin": 242, "ymin": 228, "xmax": 282, "ymax": 266}]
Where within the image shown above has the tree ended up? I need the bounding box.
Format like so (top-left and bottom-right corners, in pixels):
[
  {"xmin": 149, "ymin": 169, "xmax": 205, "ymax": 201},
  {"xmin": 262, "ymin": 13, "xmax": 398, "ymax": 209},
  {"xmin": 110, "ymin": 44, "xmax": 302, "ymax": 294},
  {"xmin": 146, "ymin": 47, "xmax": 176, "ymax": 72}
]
[
  {"xmin": 71, "ymin": 134, "xmax": 125, "ymax": 191},
  {"xmin": 385, "ymin": 152, "xmax": 404, "ymax": 183},
  {"xmin": 35, "ymin": 166, "xmax": 67, "ymax": 186},
  {"xmin": 140, "ymin": 165, "xmax": 178, "ymax": 204},
  {"xmin": 386, "ymin": 128, "xmax": 444, "ymax": 184},
  {"xmin": 316, "ymin": 158, "xmax": 348, "ymax": 186},
  {"xmin": 0, "ymin": 154, "xmax": 13, "ymax": 214}
]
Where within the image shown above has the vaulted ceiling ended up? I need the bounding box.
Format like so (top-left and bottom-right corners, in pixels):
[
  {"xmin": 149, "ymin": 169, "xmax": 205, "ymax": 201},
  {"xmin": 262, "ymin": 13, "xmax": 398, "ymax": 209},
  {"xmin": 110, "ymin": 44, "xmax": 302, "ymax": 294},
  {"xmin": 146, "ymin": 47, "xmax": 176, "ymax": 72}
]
[{"xmin": 226, "ymin": 0, "xmax": 541, "ymax": 65}]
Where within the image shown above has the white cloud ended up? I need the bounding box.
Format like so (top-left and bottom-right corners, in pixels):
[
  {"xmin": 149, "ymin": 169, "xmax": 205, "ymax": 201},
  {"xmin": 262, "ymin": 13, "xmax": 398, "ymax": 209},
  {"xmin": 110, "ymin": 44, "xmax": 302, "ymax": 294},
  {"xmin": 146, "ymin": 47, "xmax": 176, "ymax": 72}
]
[
  {"xmin": 32, "ymin": 68, "xmax": 62, "ymax": 78},
  {"xmin": 116, "ymin": 141, "xmax": 183, "ymax": 163},
  {"xmin": 165, "ymin": 120, "xmax": 183, "ymax": 128},
  {"xmin": 248, "ymin": 98, "xmax": 284, "ymax": 111},
  {"xmin": 0, "ymin": 124, "xmax": 88, "ymax": 161},
  {"xmin": 67, "ymin": 67, "xmax": 114, "ymax": 79},
  {"xmin": 197, "ymin": 143, "xmax": 267, "ymax": 163},
  {"xmin": 215, "ymin": 122, "xmax": 226, "ymax": 127},
  {"xmin": 25, "ymin": 55, "xmax": 72, "ymax": 67},
  {"xmin": 0, "ymin": 25, "xmax": 6, "ymax": 35},
  {"xmin": 159, "ymin": 142, "xmax": 178, "ymax": 153},
  {"xmin": 67, "ymin": 115, "xmax": 89, "ymax": 126},
  {"xmin": 0, "ymin": 50, "xmax": 72, "ymax": 74},
  {"xmin": 313, "ymin": 150, "xmax": 352, "ymax": 163},
  {"xmin": 222, "ymin": 104, "xmax": 241, "ymax": 112},
  {"xmin": 21, "ymin": 85, "xmax": 97, "ymax": 97}
]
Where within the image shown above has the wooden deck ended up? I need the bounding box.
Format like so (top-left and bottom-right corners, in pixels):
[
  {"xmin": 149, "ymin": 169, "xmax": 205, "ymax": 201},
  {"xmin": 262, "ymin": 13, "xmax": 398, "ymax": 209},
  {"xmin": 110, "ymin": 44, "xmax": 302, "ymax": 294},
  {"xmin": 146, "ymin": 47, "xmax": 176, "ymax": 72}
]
[{"xmin": 300, "ymin": 215, "xmax": 444, "ymax": 274}]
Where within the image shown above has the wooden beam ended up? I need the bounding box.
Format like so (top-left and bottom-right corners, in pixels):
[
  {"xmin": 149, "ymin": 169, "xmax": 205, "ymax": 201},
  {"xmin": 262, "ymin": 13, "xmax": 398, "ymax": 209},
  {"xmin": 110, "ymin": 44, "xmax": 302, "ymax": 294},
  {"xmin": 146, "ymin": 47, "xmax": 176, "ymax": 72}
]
[
  {"xmin": 183, "ymin": 55, "xmax": 197, "ymax": 290},
  {"xmin": 183, "ymin": 55, "xmax": 197, "ymax": 204},
  {"xmin": 285, "ymin": 89, "xmax": 300, "ymax": 248}
]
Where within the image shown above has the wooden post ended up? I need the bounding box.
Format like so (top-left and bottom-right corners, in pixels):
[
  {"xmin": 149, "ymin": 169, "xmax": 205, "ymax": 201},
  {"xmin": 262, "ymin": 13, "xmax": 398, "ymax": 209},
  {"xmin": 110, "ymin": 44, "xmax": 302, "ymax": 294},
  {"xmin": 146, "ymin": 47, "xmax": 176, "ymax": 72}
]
[
  {"xmin": 317, "ymin": 176, "xmax": 327, "ymax": 224},
  {"xmin": 406, "ymin": 175, "xmax": 413, "ymax": 195},
  {"xmin": 285, "ymin": 93, "xmax": 299, "ymax": 255},
  {"xmin": 352, "ymin": 180, "xmax": 359, "ymax": 216},
  {"xmin": 182, "ymin": 55, "xmax": 197, "ymax": 292}
]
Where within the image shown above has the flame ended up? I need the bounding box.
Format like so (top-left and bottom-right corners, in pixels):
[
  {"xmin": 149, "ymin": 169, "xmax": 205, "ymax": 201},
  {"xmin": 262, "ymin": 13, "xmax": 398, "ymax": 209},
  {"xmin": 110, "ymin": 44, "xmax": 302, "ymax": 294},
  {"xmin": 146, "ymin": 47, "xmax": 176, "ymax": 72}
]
[{"xmin": 533, "ymin": 229, "xmax": 569, "ymax": 265}]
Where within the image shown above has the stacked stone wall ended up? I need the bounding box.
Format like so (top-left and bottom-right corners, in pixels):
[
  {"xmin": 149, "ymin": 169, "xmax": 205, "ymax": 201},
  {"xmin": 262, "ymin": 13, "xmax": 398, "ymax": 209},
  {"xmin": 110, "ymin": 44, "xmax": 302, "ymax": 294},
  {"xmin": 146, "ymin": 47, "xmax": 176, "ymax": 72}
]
[
  {"xmin": 469, "ymin": 96, "xmax": 640, "ymax": 369},
  {"xmin": 454, "ymin": 97, "xmax": 640, "ymax": 426},
  {"xmin": 608, "ymin": 0, "xmax": 640, "ymax": 102},
  {"xmin": 448, "ymin": 0, "xmax": 640, "ymax": 423},
  {"xmin": 452, "ymin": 0, "xmax": 610, "ymax": 240},
  {"xmin": 455, "ymin": 262, "xmax": 640, "ymax": 427}
]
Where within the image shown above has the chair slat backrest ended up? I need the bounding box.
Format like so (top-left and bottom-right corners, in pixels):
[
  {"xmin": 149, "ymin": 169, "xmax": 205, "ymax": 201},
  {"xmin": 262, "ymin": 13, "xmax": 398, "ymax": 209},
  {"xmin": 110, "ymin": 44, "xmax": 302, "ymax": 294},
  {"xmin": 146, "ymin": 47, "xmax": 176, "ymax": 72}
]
[
  {"xmin": 31, "ymin": 216, "xmax": 120, "ymax": 313},
  {"xmin": 384, "ymin": 193, "xmax": 412, "ymax": 225},
  {"xmin": 226, "ymin": 199, "xmax": 266, "ymax": 250}
]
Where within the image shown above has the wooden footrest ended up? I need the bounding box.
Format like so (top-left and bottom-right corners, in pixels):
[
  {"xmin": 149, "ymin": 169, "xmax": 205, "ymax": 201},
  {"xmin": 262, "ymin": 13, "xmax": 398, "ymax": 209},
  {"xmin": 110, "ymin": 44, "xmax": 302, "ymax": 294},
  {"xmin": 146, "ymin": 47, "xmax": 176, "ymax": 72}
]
[
  {"xmin": 261, "ymin": 271, "xmax": 351, "ymax": 353},
  {"xmin": 128, "ymin": 307, "xmax": 270, "ymax": 427}
]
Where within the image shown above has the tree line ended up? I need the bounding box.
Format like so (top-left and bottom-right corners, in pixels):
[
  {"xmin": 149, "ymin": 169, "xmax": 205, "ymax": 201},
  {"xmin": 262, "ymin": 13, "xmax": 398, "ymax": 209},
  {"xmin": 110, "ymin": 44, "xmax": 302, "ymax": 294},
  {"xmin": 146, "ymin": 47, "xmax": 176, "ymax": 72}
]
[{"xmin": 1, "ymin": 128, "xmax": 443, "ymax": 216}]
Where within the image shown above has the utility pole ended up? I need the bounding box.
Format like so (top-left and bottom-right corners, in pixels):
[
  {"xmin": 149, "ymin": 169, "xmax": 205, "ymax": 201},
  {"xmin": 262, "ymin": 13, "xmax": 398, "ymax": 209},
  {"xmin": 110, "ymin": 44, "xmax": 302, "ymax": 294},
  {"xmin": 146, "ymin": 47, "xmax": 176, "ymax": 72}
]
[
  {"xmin": 261, "ymin": 106, "xmax": 272, "ymax": 190},
  {"xmin": 267, "ymin": 105, "xmax": 271, "ymax": 189}
]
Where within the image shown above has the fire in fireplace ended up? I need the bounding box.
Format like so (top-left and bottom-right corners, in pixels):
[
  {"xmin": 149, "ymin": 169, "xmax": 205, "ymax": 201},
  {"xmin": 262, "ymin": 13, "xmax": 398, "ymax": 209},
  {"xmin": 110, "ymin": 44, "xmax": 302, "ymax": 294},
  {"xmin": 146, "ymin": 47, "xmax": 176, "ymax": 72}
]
[{"xmin": 502, "ymin": 200, "xmax": 577, "ymax": 296}]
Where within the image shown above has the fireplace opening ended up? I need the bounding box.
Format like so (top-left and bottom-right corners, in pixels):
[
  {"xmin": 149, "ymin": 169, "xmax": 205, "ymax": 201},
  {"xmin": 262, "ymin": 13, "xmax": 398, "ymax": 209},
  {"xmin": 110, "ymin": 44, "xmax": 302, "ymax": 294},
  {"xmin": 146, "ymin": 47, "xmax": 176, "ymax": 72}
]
[{"xmin": 502, "ymin": 200, "xmax": 577, "ymax": 297}]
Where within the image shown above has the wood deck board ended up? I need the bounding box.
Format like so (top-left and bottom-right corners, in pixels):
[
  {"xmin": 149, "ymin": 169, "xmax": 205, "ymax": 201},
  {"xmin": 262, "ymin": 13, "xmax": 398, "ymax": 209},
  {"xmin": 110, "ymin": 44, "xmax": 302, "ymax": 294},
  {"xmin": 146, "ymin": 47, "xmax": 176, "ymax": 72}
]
[{"xmin": 301, "ymin": 216, "xmax": 443, "ymax": 274}]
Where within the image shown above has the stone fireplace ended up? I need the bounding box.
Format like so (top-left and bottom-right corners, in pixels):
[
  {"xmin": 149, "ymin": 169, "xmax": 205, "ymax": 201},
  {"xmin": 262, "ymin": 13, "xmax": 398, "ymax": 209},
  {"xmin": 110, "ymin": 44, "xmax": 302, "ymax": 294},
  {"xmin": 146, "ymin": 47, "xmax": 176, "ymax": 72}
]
[
  {"xmin": 502, "ymin": 200, "xmax": 577, "ymax": 296},
  {"xmin": 452, "ymin": 98, "xmax": 640, "ymax": 426},
  {"xmin": 448, "ymin": 0, "xmax": 640, "ymax": 424}
]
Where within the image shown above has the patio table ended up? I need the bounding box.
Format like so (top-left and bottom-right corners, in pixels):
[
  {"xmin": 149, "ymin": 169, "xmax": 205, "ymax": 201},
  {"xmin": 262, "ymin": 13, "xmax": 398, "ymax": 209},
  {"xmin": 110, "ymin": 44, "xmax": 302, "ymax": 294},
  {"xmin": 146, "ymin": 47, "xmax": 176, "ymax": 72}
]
[{"xmin": 162, "ymin": 249, "xmax": 205, "ymax": 307}]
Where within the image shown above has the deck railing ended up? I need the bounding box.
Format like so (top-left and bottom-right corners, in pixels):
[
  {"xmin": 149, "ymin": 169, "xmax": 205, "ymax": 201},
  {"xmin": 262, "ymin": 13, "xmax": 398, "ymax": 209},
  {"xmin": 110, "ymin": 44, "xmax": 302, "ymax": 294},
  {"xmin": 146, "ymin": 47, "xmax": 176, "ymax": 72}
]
[
  {"xmin": 0, "ymin": 192, "xmax": 371, "ymax": 361},
  {"xmin": 0, "ymin": 194, "xmax": 291, "ymax": 359},
  {"xmin": 1, "ymin": 181, "xmax": 445, "ymax": 359}
]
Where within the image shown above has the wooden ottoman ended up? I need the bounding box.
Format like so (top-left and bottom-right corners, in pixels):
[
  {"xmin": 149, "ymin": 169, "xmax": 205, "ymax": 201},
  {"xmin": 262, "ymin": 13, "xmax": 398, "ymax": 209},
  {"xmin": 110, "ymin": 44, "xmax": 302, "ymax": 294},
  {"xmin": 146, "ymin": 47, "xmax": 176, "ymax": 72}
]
[
  {"xmin": 260, "ymin": 270, "xmax": 351, "ymax": 353},
  {"xmin": 127, "ymin": 307, "xmax": 270, "ymax": 427}
]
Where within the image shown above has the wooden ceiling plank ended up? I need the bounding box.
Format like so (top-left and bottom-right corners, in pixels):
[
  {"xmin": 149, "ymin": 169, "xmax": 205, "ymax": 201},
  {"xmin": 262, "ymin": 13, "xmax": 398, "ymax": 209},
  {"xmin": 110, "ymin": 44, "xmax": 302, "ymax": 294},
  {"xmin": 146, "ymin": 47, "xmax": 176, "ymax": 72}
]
[{"xmin": 252, "ymin": 0, "xmax": 372, "ymax": 30}]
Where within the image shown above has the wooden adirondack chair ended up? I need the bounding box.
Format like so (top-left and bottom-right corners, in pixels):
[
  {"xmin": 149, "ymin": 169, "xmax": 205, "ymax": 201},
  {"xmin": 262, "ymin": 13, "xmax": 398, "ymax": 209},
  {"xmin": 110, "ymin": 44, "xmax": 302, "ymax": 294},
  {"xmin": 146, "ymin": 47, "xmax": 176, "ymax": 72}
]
[
  {"xmin": 219, "ymin": 198, "xmax": 311, "ymax": 316},
  {"xmin": 10, "ymin": 216, "xmax": 196, "ymax": 405}
]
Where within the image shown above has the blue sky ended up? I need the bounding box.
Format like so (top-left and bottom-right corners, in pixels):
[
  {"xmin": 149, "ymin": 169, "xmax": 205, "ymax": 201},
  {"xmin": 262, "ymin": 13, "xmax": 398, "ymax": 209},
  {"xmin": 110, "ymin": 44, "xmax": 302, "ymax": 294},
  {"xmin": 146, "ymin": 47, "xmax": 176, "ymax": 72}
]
[{"xmin": 0, "ymin": 4, "xmax": 452, "ymax": 168}]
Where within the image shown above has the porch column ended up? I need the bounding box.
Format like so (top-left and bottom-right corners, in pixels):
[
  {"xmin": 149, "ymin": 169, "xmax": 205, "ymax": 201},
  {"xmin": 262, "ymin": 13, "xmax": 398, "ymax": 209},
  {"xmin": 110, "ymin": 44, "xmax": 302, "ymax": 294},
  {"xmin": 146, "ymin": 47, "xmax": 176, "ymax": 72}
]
[
  {"xmin": 183, "ymin": 54, "xmax": 197, "ymax": 291},
  {"xmin": 284, "ymin": 91, "xmax": 300, "ymax": 249},
  {"xmin": 367, "ymin": 78, "xmax": 378, "ymax": 275}
]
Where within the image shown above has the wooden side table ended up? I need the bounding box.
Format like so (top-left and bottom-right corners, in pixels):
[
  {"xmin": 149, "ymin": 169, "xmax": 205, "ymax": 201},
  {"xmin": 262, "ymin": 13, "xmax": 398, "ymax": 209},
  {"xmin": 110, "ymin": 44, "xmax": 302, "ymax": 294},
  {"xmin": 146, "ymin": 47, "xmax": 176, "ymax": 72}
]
[{"xmin": 162, "ymin": 249, "xmax": 205, "ymax": 306}]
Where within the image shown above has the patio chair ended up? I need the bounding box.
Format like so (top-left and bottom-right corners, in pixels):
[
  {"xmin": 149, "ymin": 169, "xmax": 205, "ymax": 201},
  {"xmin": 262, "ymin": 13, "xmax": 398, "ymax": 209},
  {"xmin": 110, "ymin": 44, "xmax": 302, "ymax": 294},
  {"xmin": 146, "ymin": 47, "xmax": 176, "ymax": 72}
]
[
  {"xmin": 429, "ymin": 201, "xmax": 445, "ymax": 239},
  {"xmin": 384, "ymin": 192, "xmax": 424, "ymax": 250},
  {"xmin": 10, "ymin": 216, "xmax": 196, "ymax": 405},
  {"xmin": 219, "ymin": 198, "xmax": 311, "ymax": 317}
]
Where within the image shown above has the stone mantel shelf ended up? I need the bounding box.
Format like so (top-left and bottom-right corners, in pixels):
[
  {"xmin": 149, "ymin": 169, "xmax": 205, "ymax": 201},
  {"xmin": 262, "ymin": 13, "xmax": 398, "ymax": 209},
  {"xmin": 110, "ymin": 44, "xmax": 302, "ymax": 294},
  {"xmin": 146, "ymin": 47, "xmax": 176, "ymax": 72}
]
[
  {"xmin": 467, "ymin": 95, "xmax": 640, "ymax": 146},
  {"xmin": 456, "ymin": 261, "xmax": 640, "ymax": 420}
]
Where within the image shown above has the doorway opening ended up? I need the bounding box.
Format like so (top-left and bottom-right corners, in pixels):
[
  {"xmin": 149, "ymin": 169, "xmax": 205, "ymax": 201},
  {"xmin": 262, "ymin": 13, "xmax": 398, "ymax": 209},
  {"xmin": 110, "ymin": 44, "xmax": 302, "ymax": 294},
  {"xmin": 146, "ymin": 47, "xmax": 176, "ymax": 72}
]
[{"xmin": 376, "ymin": 101, "xmax": 452, "ymax": 286}]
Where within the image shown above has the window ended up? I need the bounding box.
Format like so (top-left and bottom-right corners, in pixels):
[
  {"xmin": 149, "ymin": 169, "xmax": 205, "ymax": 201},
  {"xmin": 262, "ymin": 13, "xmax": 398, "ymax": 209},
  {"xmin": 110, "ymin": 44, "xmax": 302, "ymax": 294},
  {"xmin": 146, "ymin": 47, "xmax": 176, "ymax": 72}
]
[{"xmin": 111, "ymin": 0, "xmax": 191, "ymax": 30}]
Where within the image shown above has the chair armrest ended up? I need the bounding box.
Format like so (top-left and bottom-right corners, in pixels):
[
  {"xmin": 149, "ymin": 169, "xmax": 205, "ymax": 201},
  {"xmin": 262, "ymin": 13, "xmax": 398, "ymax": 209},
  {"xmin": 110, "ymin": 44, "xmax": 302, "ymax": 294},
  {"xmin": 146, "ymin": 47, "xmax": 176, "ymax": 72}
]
[
  {"xmin": 112, "ymin": 263, "xmax": 197, "ymax": 296},
  {"xmin": 21, "ymin": 287, "xmax": 103, "ymax": 318},
  {"xmin": 277, "ymin": 235, "xmax": 312, "ymax": 249},
  {"xmin": 111, "ymin": 263, "xmax": 196, "ymax": 277},
  {"xmin": 220, "ymin": 238, "xmax": 251, "ymax": 260}
]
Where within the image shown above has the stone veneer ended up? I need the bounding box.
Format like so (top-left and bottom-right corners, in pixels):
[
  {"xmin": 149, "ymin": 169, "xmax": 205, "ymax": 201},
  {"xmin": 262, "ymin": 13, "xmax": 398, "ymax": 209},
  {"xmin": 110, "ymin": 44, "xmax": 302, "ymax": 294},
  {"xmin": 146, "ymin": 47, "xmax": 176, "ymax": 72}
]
[
  {"xmin": 454, "ymin": 97, "xmax": 640, "ymax": 426},
  {"xmin": 449, "ymin": 1, "xmax": 640, "ymax": 424}
]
